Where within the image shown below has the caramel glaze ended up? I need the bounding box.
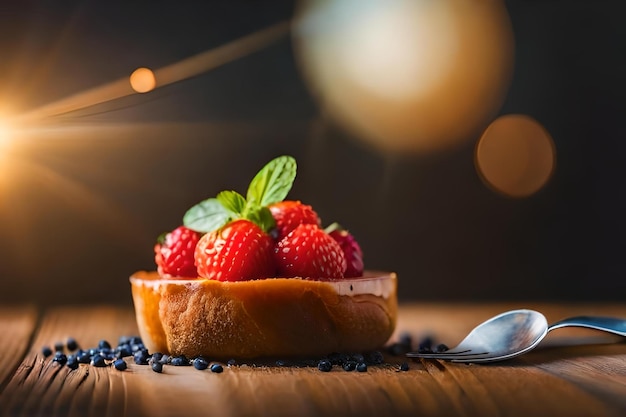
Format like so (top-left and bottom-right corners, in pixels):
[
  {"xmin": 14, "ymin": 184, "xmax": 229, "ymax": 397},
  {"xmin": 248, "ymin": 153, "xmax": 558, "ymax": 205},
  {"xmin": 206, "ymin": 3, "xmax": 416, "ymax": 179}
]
[{"xmin": 130, "ymin": 271, "xmax": 398, "ymax": 359}]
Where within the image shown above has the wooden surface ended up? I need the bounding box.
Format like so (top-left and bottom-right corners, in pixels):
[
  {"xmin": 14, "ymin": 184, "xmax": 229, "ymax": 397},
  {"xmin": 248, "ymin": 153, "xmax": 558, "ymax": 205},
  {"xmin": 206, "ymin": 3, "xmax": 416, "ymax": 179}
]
[{"xmin": 1, "ymin": 302, "xmax": 625, "ymax": 417}]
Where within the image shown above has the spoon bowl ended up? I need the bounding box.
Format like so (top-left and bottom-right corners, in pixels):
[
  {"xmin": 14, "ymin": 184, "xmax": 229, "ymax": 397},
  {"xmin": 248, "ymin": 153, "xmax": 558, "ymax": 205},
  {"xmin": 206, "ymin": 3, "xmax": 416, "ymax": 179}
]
[{"xmin": 407, "ymin": 309, "xmax": 626, "ymax": 363}]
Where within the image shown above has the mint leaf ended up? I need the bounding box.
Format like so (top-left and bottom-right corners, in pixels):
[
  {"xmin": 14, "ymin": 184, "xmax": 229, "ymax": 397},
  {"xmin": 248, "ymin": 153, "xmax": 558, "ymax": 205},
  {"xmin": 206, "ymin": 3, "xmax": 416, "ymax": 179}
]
[
  {"xmin": 246, "ymin": 206, "xmax": 276, "ymax": 234},
  {"xmin": 216, "ymin": 190, "xmax": 246, "ymax": 215},
  {"xmin": 183, "ymin": 198, "xmax": 232, "ymax": 233},
  {"xmin": 246, "ymin": 155, "xmax": 297, "ymax": 207}
]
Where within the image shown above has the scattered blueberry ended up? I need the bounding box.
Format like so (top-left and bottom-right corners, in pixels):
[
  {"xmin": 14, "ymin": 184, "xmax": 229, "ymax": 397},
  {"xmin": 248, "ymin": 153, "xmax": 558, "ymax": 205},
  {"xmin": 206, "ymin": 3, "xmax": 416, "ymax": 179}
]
[
  {"xmin": 193, "ymin": 357, "xmax": 209, "ymax": 370},
  {"xmin": 210, "ymin": 363, "xmax": 223, "ymax": 373},
  {"xmin": 275, "ymin": 359, "xmax": 288, "ymax": 367},
  {"xmin": 317, "ymin": 359, "xmax": 332, "ymax": 372},
  {"xmin": 342, "ymin": 361, "xmax": 357, "ymax": 372},
  {"xmin": 66, "ymin": 337, "xmax": 78, "ymax": 351},
  {"xmin": 170, "ymin": 356, "xmax": 189, "ymax": 366},
  {"xmin": 150, "ymin": 352, "xmax": 164, "ymax": 364},
  {"xmin": 113, "ymin": 359, "xmax": 127, "ymax": 371},
  {"xmin": 435, "ymin": 343, "xmax": 449, "ymax": 353},
  {"xmin": 399, "ymin": 362, "xmax": 410, "ymax": 372},
  {"xmin": 351, "ymin": 353, "xmax": 365, "ymax": 363},
  {"xmin": 133, "ymin": 350, "xmax": 150, "ymax": 365},
  {"xmin": 356, "ymin": 363, "xmax": 368, "ymax": 372},
  {"xmin": 227, "ymin": 359, "xmax": 237, "ymax": 367},
  {"xmin": 158, "ymin": 354, "xmax": 170, "ymax": 365},
  {"xmin": 417, "ymin": 336, "xmax": 433, "ymax": 354},
  {"xmin": 66, "ymin": 355, "xmax": 79, "ymax": 370},
  {"xmin": 53, "ymin": 352, "xmax": 67, "ymax": 366},
  {"xmin": 366, "ymin": 351, "xmax": 384, "ymax": 365},
  {"xmin": 54, "ymin": 341, "xmax": 64, "ymax": 352},
  {"xmin": 42, "ymin": 346, "xmax": 53, "ymax": 358},
  {"xmin": 98, "ymin": 340, "xmax": 111, "ymax": 350},
  {"xmin": 151, "ymin": 361, "xmax": 163, "ymax": 373},
  {"xmin": 115, "ymin": 344, "xmax": 132, "ymax": 358},
  {"xmin": 91, "ymin": 354, "xmax": 107, "ymax": 367},
  {"xmin": 398, "ymin": 332, "xmax": 413, "ymax": 349},
  {"xmin": 76, "ymin": 350, "xmax": 91, "ymax": 364}
]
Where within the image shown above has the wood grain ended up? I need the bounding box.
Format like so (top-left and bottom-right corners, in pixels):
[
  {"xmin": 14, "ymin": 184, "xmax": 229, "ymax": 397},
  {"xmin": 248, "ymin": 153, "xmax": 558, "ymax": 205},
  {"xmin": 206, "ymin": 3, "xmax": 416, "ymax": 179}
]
[
  {"xmin": 0, "ymin": 306, "xmax": 37, "ymax": 389},
  {"xmin": 0, "ymin": 303, "xmax": 625, "ymax": 417}
]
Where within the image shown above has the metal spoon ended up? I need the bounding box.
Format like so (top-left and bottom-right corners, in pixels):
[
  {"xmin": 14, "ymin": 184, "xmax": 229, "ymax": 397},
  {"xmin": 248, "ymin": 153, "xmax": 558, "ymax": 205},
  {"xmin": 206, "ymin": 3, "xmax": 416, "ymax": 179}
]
[{"xmin": 406, "ymin": 309, "xmax": 626, "ymax": 363}]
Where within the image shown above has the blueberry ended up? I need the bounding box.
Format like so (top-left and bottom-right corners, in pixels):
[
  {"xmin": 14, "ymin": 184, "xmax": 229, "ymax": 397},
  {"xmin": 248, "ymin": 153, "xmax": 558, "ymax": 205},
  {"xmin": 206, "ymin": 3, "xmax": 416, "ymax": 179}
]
[
  {"xmin": 275, "ymin": 359, "xmax": 288, "ymax": 367},
  {"xmin": 399, "ymin": 362, "xmax": 410, "ymax": 372},
  {"xmin": 91, "ymin": 354, "xmax": 107, "ymax": 367},
  {"xmin": 435, "ymin": 344, "xmax": 449, "ymax": 353},
  {"xmin": 210, "ymin": 363, "xmax": 223, "ymax": 373},
  {"xmin": 365, "ymin": 351, "xmax": 384, "ymax": 365},
  {"xmin": 131, "ymin": 343, "xmax": 145, "ymax": 353},
  {"xmin": 351, "ymin": 353, "xmax": 365, "ymax": 363},
  {"xmin": 76, "ymin": 350, "xmax": 91, "ymax": 364},
  {"xmin": 317, "ymin": 359, "xmax": 332, "ymax": 372},
  {"xmin": 327, "ymin": 352, "xmax": 349, "ymax": 366},
  {"xmin": 88, "ymin": 348, "xmax": 98, "ymax": 356},
  {"xmin": 227, "ymin": 359, "xmax": 237, "ymax": 367},
  {"xmin": 66, "ymin": 337, "xmax": 78, "ymax": 351},
  {"xmin": 115, "ymin": 344, "xmax": 132, "ymax": 358},
  {"xmin": 151, "ymin": 352, "xmax": 164, "ymax": 363},
  {"xmin": 399, "ymin": 332, "xmax": 413, "ymax": 349},
  {"xmin": 53, "ymin": 352, "xmax": 67, "ymax": 365},
  {"xmin": 356, "ymin": 363, "xmax": 368, "ymax": 372},
  {"xmin": 417, "ymin": 336, "xmax": 433, "ymax": 353},
  {"xmin": 129, "ymin": 336, "xmax": 142, "ymax": 346},
  {"xmin": 193, "ymin": 357, "xmax": 209, "ymax": 370},
  {"xmin": 54, "ymin": 341, "xmax": 64, "ymax": 352},
  {"xmin": 98, "ymin": 340, "xmax": 111, "ymax": 350},
  {"xmin": 342, "ymin": 361, "xmax": 357, "ymax": 372},
  {"xmin": 118, "ymin": 336, "xmax": 131, "ymax": 345},
  {"xmin": 42, "ymin": 346, "xmax": 53, "ymax": 358},
  {"xmin": 133, "ymin": 350, "xmax": 149, "ymax": 365},
  {"xmin": 170, "ymin": 356, "xmax": 189, "ymax": 366},
  {"xmin": 158, "ymin": 354, "xmax": 170, "ymax": 364},
  {"xmin": 388, "ymin": 343, "xmax": 409, "ymax": 356},
  {"xmin": 66, "ymin": 355, "xmax": 79, "ymax": 370},
  {"xmin": 151, "ymin": 361, "xmax": 163, "ymax": 373},
  {"xmin": 113, "ymin": 359, "xmax": 127, "ymax": 371}
]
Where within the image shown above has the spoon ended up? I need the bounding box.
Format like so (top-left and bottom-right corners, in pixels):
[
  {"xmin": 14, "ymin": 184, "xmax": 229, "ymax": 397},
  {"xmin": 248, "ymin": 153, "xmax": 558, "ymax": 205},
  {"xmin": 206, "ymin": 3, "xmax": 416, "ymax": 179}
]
[{"xmin": 406, "ymin": 309, "xmax": 626, "ymax": 363}]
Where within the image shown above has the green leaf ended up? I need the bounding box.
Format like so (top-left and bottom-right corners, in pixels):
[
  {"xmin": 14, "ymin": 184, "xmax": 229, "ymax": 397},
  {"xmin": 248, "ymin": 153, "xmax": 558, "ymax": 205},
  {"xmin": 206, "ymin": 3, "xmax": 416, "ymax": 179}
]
[
  {"xmin": 183, "ymin": 198, "xmax": 232, "ymax": 233},
  {"xmin": 246, "ymin": 206, "xmax": 276, "ymax": 234},
  {"xmin": 246, "ymin": 155, "xmax": 297, "ymax": 207},
  {"xmin": 216, "ymin": 190, "xmax": 246, "ymax": 215}
]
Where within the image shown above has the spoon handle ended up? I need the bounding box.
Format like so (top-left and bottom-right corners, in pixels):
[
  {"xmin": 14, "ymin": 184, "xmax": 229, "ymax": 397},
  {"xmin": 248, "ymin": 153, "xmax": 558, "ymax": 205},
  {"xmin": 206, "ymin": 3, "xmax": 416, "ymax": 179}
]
[{"xmin": 548, "ymin": 316, "xmax": 626, "ymax": 337}]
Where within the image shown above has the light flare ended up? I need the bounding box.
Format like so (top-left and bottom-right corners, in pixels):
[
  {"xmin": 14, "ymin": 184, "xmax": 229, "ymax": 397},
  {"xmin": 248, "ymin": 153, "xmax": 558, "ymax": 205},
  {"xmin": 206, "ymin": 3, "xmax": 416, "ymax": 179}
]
[
  {"xmin": 475, "ymin": 114, "xmax": 556, "ymax": 198},
  {"xmin": 294, "ymin": 0, "xmax": 514, "ymax": 153}
]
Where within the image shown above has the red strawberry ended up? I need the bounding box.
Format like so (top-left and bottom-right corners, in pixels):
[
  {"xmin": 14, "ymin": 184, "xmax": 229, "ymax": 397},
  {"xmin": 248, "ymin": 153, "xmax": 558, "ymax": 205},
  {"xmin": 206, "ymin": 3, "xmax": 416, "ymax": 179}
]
[
  {"xmin": 269, "ymin": 200, "xmax": 320, "ymax": 240},
  {"xmin": 154, "ymin": 226, "xmax": 202, "ymax": 278},
  {"xmin": 328, "ymin": 228, "xmax": 364, "ymax": 278},
  {"xmin": 194, "ymin": 219, "xmax": 275, "ymax": 281},
  {"xmin": 274, "ymin": 224, "xmax": 346, "ymax": 279}
]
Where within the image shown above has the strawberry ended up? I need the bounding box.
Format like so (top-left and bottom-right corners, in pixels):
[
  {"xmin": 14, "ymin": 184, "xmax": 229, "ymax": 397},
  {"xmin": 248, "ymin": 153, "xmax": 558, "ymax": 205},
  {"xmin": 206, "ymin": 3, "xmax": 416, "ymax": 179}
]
[
  {"xmin": 269, "ymin": 200, "xmax": 320, "ymax": 240},
  {"xmin": 194, "ymin": 219, "xmax": 276, "ymax": 281},
  {"xmin": 274, "ymin": 224, "xmax": 346, "ymax": 279},
  {"xmin": 328, "ymin": 227, "xmax": 364, "ymax": 278},
  {"xmin": 154, "ymin": 226, "xmax": 202, "ymax": 278}
]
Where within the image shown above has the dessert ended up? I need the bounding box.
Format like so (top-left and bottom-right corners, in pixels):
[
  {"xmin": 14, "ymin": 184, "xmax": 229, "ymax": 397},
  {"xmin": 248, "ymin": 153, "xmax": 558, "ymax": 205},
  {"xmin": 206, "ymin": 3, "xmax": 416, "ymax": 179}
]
[{"xmin": 130, "ymin": 156, "xmax": 397, "ymax": 359}]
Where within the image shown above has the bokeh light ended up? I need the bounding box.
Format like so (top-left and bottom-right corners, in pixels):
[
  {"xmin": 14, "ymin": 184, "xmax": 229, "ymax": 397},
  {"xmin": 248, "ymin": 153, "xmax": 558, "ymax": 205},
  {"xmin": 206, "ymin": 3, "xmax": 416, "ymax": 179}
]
[
  {"xmin": 293, "ymin": 0, "xmax": 514, "ymax": 153},
  {"xmin": 475, "ymin": 114, "xmax": 556, "ymax": 198},
  {"xmin": 129, "ymin": 67, "xmax": 156, "ymax": 93}
]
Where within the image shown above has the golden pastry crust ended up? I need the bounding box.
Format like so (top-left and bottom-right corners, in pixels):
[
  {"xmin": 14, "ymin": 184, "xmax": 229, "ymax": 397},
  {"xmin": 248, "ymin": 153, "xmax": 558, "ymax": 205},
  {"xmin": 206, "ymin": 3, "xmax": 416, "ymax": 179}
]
[{"xmin": 130, "ymin": 271, "xmax": 397, "ymax": 359}]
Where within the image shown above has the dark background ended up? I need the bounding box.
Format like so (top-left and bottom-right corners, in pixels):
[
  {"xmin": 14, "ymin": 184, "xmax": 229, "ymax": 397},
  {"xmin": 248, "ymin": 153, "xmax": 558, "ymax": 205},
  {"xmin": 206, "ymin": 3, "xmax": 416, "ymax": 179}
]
[{"xmin": 0, "ymin": 0, "xmax": 624, "ymax": 306}]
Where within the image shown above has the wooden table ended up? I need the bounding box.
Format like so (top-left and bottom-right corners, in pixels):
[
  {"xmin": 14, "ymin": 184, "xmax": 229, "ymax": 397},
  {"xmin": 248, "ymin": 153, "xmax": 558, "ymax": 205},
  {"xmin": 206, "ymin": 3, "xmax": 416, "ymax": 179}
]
[{"xmin": 1, "ymin": 302, "xmax": 625, "ymax": 417}]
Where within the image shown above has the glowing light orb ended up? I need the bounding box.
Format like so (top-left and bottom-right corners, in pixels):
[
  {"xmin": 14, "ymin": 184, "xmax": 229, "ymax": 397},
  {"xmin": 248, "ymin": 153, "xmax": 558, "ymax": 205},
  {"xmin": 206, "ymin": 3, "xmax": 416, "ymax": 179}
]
[
  {"xmin": 293, "ymin": 0, "xmax": 514, "ymax": 153},
  {"xmin": 130, "ymin": 67, "xmax": 156, "ymax": 93},
  {"xmin": 475, "ymin": 114, "xmax": 556, "ymax": 198}
]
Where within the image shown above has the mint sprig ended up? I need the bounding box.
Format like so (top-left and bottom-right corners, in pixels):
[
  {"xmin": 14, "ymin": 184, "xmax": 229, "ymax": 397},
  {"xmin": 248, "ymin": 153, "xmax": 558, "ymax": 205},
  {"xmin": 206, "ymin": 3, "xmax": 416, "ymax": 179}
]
[{"xmin": 183, "ymin": 155, "xmax": 297, "ymax": 233}]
